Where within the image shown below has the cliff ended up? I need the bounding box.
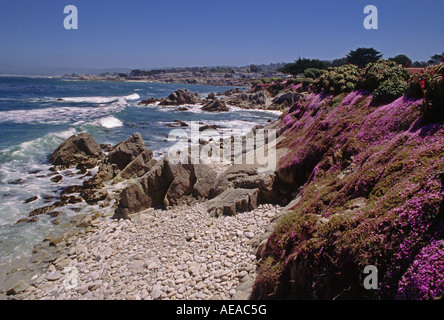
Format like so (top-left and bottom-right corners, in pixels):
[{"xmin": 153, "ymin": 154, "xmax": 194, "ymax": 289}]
[{"xmin": 251, "ymin": 63, "xmax": 444, "ymax": 299}]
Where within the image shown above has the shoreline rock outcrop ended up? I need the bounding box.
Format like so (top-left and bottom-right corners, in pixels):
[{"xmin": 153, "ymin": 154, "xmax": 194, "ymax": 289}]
[{"xmin": 158, "ymin": 89, "xmax": 202, "ymax": 106}]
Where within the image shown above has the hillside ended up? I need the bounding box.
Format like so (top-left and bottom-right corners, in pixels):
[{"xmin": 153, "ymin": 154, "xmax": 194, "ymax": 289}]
[{"xmin": 251, "ymin": 62, "xmax": 444, "ymax": 299}]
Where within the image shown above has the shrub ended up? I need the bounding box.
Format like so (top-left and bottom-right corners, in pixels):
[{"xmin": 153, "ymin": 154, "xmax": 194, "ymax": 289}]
[
  {"xmin": 314, "ymin": 64, "xmax": 362, "ymax": 94},
  {"xmin": 373, "ymin": 78, "xmax": 409, "ymax": 103},
  {"xmin": 304, "ymin": 68, "xmax": 321, "ymax": 79},
  {"xmin": 359, "ymin": 59, "xmax": 410, "ymax": 92},
  {"xmin": 280, "ymin": 58, "xmax": 328, "ymax": 76},
  {"xmin": 407, "ymin": 64, "xmax": 444, "ymax": 122}
]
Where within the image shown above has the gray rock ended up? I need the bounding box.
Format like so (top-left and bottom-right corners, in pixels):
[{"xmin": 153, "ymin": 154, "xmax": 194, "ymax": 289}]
[
  {"xmin": 6, "ymin": 280, "xmax": 29, "ymax": 295},
  {"xmin": 206, "ymin": 188, "xmax": 259, "ymax": 217},
  {"xmin": 116, "ymin": 149, "xmax": 156, "ymax": 181},
  {"xmin": 151, "ymin": 285, "xmax": 162, "ymax": 300},
  {"xmin": 159, "ymin": 89, "xmax": 201, "ymax": 106},
  {"xmin": 201, "ymin": 99, "xmax": 229, "ymax": 112},
  {"xmin": 46, "ymin": 271, "xmax": 62, "ymax": 281},
  {"xmin": 109, "ymin": 133, "xmax": 146, "ymax": 170},
  {"xmin": 49, "ymin": 133, "xmax": 103, "ymax": 167},
  {"xmin": 114, "ymin": 157, "xmax": 178, "ymax": 219}
]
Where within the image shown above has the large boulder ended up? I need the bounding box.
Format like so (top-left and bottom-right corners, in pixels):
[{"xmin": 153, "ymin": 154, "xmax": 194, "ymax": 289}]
[
  {"xmin": 272, "ymin": 91, "xmax": 302, "ymax": 107},
  {"xmin": 114, "ymin": 149, "xmax": 157, "ymax": 182},
  {"xmin": 206, "ymin": 188, "xmax": 259, "ymax": 217},
  {"xmin": 201, "ymin": 99, "xmax": 229, "ymax": 112},
  {"xmin": 108, "ymin": 133, "xmax": 146, "ymax": 170},
  {"xmin": 49, "ymin": 133, "xmax": 103, "ymax": 167},
  {"xmin": 222, "ymin": 89, "xmax": 270, "ymax": 109},
  {"xmin": 113, "ymin": 158, "xmax": 218, "ymax": 219},
  {"xmin": 159, "ymin": 89, "xmax": 201, "ymax": 106},
  {"xmin": 164, "ymin": 163, "xmax": 218, "ymax": 207},
  {"xmin": 210, "ymin": 164, "xmax": 277, "ymax": 203},
  {"xmin": 113, "ymin": 157, "xmax": 179, "ymax": 219}
]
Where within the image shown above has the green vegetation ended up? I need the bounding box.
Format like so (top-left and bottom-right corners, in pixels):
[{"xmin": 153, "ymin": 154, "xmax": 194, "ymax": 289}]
[
  {"xmin": 279, "ymin": 58, "xmax": 328, "ymax": 76},
  {"xmin": 314, "ymin": 64, "xmax": 361, "ymax": 94},
  {"xmin": 250, "ymin": 58, "xmax": 444, "ymax": 300},
  {"xmin": 389, "ymin": 54, "xmax": 413, "ymax": 67},
  {"xmin": 346, "ymin": 47, "xmax": 383, "ymax": 68}
]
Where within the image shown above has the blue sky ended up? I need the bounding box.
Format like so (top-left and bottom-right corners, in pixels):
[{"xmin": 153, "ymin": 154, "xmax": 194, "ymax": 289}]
[{"xmin": 0, "ymin": 0, "xmax": 443, "ymax": 72}]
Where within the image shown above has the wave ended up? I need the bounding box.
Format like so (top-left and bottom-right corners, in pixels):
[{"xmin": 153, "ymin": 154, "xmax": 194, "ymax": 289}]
[
  {"xmin": 60, "ymin": 93, "xmax": 140, "ymax": 104},
  {"xmin": 0, "ymin": 98, "xmax": 131, "ymax": 125},
  {"xmin": 92, "ymin": 116, "xmax": 124, "ymax": 128}
]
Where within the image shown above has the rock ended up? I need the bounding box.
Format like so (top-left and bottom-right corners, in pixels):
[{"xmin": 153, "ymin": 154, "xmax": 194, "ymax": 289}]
[
  {"xmin": 159, "ymin": 89, "xmax": 201, "ymax": 106},
  {"xmin": 166, "ymin": 120, "xmax": 189, "ymax": 127},
  {"xmin": 210, "ymin": 164, "xmax": 259, "ymax": 198},
  {"xmin": 233, "ymin": 174, "xmax": 276, "ymax": 203},
  {"xmin": 151, "ymin": 285, "xmax": 162, "ymax": 300},
  {"xmin": 164, "ymin": 163, "xmax": 218, "ymax": 207},
  {"xmin": 138, "ymin": 98, "xmax": 158, "ymax": 105},
  {"xmin": 223, "ymin": 88, "xmax": 242, "ymax": 96},
  {"xmin": 49, "ymin": 133, "xmax": 104, "ymax": 167},
  {"xmin": 109, "ymin": 133, "xmax": 146, "ymax": 170},
  {"xmin": 61, "ymin": 185, "xmax": 83, "ymax": 195},
  {"xmin": 50, "ymin": 175, "xmax": 63, "ymax": 183},
  {"xmin": 6, "ymin": 280, "xmax": 29, "ymax": 295},
  {"xmin": 7, "ymin": 178, "xmax": 25, "ymax": 185},
  {"xmin": 24, "ymin": 196, "xmax": 38, "ymax": 204},
  {"xmin": 193, "ymin": 164, "xmax": 218, "ymax": 199},
  {"xmin": 199, "ymin": 124, "xmax": 224, "ymax": 132},
  {"xmin": 113, "ymin": 157, "xmax": 178, "ymax": 219},
  {"xmin": 28, "ymin": 201, "xmax": 67, "ymax": 217},
  {"xmin": 80, "ymin": 189, "xmax": 109, "ymax": 204},
  {"xmin": 178, "ymin": 107, "xmax": 189, "ymax": 111},
  {"xmin": 206, "ymin": 188, "xmax": 259, "ymax": 217},
  {"xmin": 114, "ymin": 149, "xmax": 156, "ymax": 182},
  {"xmin": 164, "ymin": 164, "xmax": 194, "ymax": 207},
  {"xmin": 46, "ymin": 271, "xmax": 62, "ymax": 281},
  {"xmin": 271, "ymin": 91, "xmax": 302, "ymax": 108},
  {"xmin": 28, "ymin": 169, "xmax": 43, "ymax": 175},
  {"xmin": 201, "ymin": 99, "xmax": 229, "ymax": 112}
]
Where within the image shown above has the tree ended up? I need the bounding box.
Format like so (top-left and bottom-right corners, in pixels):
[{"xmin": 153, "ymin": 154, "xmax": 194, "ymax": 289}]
[
  {"xmin": 332, "ymin": 57, "xmax": 348, "ymax": 67},
  {"xmin": 248, "ymin": 64, "xmax": 261, "ymax": 73},
  {"xmin": 346, "ymin": 47, "xmax": 383, "ymax": 68},
  {"xmin": 389, "ymin": 54, "xmax": 412, "ymax": 67},
  {"xmin": 412, "ymin": 61, "xmax": 427, "ymax": 68},
  {"xmin": 427, "ymin": 52, "xmax": 444, "ymax": 65},
  {"xmin": 279, "ymin": 58, "xmax": 327, "ymax": 76}
]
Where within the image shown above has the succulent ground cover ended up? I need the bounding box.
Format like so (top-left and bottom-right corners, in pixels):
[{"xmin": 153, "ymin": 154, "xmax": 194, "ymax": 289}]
[{"xmin": 251, "ymin": 62, "xmax": 444, "ymax": 300}]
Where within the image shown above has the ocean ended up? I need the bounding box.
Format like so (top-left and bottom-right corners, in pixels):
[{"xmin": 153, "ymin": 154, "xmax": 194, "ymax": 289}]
[{"xmin": 0, "ymin": 76, "xmax": 280, "ymax": 264}]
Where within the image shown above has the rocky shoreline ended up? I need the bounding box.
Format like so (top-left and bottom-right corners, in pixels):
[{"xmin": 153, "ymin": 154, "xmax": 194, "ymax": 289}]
[
  {"xmin": 9, "ymin": 202, "xmax": 284, "ymax": 300},
  {"xmin": 0, "ymin": 89, "xmax": 293, "ymax": 300}
]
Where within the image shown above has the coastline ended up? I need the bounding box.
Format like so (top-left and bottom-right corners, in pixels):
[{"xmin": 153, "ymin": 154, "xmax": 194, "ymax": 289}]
[
  {"xmin": 0, "ymin": 86, "xmax": 285, "ymax": 300},
  {"xmin": 8, "ymin": 201, "xmax": 283, "ymax": 300}
]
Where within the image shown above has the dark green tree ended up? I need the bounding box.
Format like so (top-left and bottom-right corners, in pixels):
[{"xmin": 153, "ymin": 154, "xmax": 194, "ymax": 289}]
[
  {"xmin": 427, "ymin": 52, "xmax": 444, "ymax": 65},
  {"xmin": 346, "ymin": 48, "xmax": 383, "ymax": 68},
  {"xmin": 331, "ymin": 57, "xmax": 348, "ymax": 67},
  {"xmin": 389, "ymin": 54, "xmax": 412, "ymax": 67},
  {"xmin": 279, "ymin": 58, "xmax": 327, "ymax": 76}
]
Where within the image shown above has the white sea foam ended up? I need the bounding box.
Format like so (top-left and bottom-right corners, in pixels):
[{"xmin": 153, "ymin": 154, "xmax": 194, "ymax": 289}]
[
  {"xmin": 94, "ymin": 116, "xmax": 124, "ymax": 128},
  {"xmin": 60, "ymin": 93, "xmax": 140, "ymax": 104},
  {"xmin": 0, "ymin": 100, "xmax": 128, "ymax": 125}
]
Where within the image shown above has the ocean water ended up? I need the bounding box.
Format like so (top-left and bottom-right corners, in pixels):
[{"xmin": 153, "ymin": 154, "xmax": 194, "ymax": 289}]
[{"xmin": 0, "ymin": 76, "xmax": 280, "ymax": 263}]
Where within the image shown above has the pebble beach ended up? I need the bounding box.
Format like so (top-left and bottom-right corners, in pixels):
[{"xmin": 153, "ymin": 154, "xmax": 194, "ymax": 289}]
[{"xmin": 13, "ymin": 202, "xmax": 282, "ymax": 300}]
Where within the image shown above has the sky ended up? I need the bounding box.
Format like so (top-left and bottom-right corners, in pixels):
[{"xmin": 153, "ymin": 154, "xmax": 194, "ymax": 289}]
[{"xmin": 0, "ymin": 0, "xmax": 443, "ymax": 73}]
